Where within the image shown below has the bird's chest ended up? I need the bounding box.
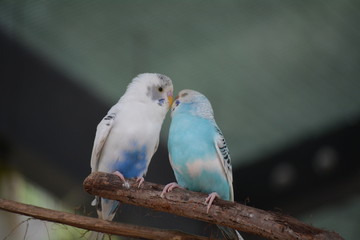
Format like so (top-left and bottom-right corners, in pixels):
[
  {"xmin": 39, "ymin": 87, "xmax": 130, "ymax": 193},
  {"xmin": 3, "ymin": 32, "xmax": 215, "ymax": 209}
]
[
  {"xmin": 99, "ymin": 116, "xmax": 160, "ymax": 177},
  {"xmin": 168, "ymin": 116, "xmax": 224, "ymax": 188},
  {"xmin": 169, "ymin": 116, "xmax": 217, "ymax": 164}
]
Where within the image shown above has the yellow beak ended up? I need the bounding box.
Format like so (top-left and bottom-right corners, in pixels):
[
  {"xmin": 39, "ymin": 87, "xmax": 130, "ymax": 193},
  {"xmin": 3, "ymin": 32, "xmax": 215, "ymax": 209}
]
[{"xmin": 168, "ymin": 95, "xmax": 173, "ymax": 107}]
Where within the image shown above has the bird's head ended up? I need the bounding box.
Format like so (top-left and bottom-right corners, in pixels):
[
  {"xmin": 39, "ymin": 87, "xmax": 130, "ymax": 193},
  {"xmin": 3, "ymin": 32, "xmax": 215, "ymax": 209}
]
[
  {"xmin": 125, "ymin": 73, "xmax": 174, "ymax": 111},
  {"xmin": 171, "ymin": 89, "xmax": 214, "ymax": 119}
]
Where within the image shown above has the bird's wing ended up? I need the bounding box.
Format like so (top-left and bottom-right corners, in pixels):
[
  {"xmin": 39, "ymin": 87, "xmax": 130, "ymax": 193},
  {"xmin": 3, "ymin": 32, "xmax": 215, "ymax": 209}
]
[
  {"xmin": 90, "ymin": 111, "xmax": 117, "ymax": 172},
  {"xmin": 153, "ymin": 137, "xmax": 159, "ymax": 155},
  {"xmin": 213, "ymin": 125, "xmax": 234, "ymax": 200}
]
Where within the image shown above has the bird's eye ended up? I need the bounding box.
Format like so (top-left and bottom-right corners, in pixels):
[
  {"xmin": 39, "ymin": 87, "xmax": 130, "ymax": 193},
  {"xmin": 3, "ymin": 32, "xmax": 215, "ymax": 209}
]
[{"xmin": 158, "ymin": 87, "xmax": 163, "ymax": 92}]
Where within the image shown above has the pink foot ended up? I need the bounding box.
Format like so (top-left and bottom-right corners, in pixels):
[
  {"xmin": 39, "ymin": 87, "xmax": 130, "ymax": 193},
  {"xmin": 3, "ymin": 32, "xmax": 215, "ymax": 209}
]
[
  {"xmin": 113, "ymin": 171, "xmax": 130, "ymax": 188},
  {"xmin": 113, "ymin": 171, "xmax": 125, "ymax": 181},
  {"xmin": 135, "ymin": 177, "xmax": 144, "ymax": 188},
  {"xmin": 205, "ymin": 192, "xmax": 220, "ymax": 213},
  {"xmin": 160, "ymin": 182, "xmax": 183, "ymax": 198}
]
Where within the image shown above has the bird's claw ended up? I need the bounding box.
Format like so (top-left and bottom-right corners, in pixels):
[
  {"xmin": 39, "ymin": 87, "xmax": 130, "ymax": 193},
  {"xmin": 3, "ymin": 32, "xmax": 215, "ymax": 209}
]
[
  {"xmin": 135, "ymin": 177, "xmax": 145, "ymax": 188},
  {"xmin": 113, "ymin": 171, "xmax": 126, "ymax": 181},
  {"xmin": 205, "ymin": 192, "xmax": 220, "ymax": 213},
  {"xmin": 113, "ymin": 171, "xmax": 130, "ymax": 189},
  {"xmin": 160, "ymin": 182, "xmax": 182, "ymax": 198}
]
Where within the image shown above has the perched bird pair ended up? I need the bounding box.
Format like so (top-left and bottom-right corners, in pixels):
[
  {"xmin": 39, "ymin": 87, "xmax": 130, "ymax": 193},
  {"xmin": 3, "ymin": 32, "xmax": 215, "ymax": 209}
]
[{"xmin": 90, "ymin": 73, "xmax": 242, "ymax": 240}]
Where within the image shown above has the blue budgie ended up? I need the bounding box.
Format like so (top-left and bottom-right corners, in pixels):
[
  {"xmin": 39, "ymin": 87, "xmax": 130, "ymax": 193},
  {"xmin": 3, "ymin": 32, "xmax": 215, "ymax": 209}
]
[
  {"xmin": 90, "ymin": 73, "xmax": 173, "ymax": 239},
  {"xmin": 161, "ymin": 89, "xmax": 243, "ymax": 240}
]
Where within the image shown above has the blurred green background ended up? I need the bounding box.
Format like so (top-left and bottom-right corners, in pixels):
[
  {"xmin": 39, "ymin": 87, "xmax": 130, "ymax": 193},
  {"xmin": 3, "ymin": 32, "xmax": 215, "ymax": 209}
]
[{"xmin": 0, "ymin": 1, "xmax": 359, "ymax": 239}]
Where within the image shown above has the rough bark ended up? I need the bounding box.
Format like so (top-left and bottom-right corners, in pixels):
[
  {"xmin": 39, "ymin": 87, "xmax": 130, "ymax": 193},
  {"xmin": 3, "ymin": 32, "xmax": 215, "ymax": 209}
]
[{"xmin": 83, "ymin": 172, "xmax": 344, "ymax": 240}]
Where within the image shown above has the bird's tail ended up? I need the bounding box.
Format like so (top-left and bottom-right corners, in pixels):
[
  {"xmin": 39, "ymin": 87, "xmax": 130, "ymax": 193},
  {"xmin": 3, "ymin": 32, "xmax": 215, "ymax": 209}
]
[
  {"xmin": 217, "ymin": 225, "xmax": 244, "ymax": 240},
  {"xmin": 94, "ymin": 196, "xmax": 119, "ymax": 221},
  {"xmin": 88, "ymin": 196, "xmax": 120, "ymax": 240},
  {"xmin": 88, "ymin": 231, "xmax": 104, "ymax": 240}
]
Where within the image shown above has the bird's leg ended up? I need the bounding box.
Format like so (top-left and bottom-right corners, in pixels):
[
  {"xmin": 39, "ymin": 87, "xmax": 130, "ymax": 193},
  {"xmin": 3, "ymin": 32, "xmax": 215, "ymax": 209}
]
[
  {"xmin": 205, "ymin": 192, "xmax": 220, "ymax": 213},
  {"xmin": 113, "ymin": 171, "xmax": 125, "ymax": 181},
  {"xmin": 160, "ymin": 182, "xmax": 183, "ymax": 198},
  {"xmin": 135, "ymin": 177, "xmax": 145, "ymax": 188},
  {"xmin": 113, "ymin": 171, "xmax": 130, "ymax": 188}
]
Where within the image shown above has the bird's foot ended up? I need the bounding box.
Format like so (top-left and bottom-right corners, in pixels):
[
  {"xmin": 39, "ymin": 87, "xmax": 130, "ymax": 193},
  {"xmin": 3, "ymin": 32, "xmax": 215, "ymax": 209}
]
[
  {"xmin": 113, "ymin": 171, "xmax": 126, "ymax": 181},
  {"xmin": 160, "ymin": 182, "xmax": 182, "ymax": 198},
  {"xmin": 135, "ymin": 177, "xmax": 145, "ymax": 188},
  {"xmin": 205, "ymin": 192, "xmax": 220, "ymax": 213},
  {"xmin": 113, "ymin": 171, "xmax": 130, "ymax": 188}
]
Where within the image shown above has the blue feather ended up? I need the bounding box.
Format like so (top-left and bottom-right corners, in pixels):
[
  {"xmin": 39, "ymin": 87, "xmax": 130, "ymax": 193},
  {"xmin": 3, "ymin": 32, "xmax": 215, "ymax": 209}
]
[
  {"xmin": 168, "ymin": 104, "xmax": 231, "ymax": 200},
  {"xmin": 112, "ymin": 145, "xmax": 148, "ymax": 178},
  {"xmin": 166, "ymin": 90, "xmax": 243, "ymax": 240}
]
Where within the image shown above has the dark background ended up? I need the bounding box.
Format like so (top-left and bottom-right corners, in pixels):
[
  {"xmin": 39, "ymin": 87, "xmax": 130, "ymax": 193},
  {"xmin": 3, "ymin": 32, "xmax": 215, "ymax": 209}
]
[{"xmin": 1, "ymin": 1, "xmax": 359, "ymax": 239}]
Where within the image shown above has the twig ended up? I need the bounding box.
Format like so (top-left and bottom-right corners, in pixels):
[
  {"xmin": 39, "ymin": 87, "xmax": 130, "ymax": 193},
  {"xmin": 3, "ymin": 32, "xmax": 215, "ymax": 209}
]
[
  {"xmin": 83, "ymin": 172, "xmax": 344, "ymax": 240},
  {"xmin": 0, "ymin": 198, "xmax": 212, "ymax": 240},
  {"xmin": 3, "ymin": 218, "xmax": 31, "ymax": 240}
]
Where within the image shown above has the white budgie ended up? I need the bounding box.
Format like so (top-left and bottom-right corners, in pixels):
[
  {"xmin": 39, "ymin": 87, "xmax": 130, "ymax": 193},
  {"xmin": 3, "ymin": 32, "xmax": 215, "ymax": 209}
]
[
  {"xmin": 90, "ymin": 73, "xmax": 173, "ymax": 239},
  {"xmin": 161, "ymin": 89, "xmax": 243, "ymax": 240}
]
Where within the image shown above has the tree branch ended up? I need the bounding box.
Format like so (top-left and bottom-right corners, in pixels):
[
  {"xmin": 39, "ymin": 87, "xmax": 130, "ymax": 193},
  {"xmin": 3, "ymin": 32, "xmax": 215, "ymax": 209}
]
[
  {"xmin": 84, "ymin": 172, "xmax": 344, "ymax": 240},
  {"xmin": 0, "ymin": 198, "xmax": 211, "ymax": 240}
]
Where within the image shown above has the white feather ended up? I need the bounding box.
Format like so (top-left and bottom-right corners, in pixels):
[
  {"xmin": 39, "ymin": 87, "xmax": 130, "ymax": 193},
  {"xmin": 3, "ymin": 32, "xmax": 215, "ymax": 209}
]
[
  {"xmin": 90, "ymin": 73, "xmax": 173, "ymax": 174},
  {"xmin": 89, "ymin": 73, "xmax": 173, "ymax": 224}
]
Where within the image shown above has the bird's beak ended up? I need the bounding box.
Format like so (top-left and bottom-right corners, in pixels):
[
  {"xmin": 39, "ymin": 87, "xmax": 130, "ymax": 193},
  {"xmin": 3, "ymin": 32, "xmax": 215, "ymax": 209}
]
[{"xmin": 167, "ymin": 91, "xmax": 173, "ymax": 107}]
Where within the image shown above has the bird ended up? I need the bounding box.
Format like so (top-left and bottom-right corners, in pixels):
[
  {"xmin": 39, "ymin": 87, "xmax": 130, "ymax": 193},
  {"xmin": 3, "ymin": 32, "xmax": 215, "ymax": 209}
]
[
  {"xmin": 89, "ymin": 73, "xmax": 173, "ymax": 239},
  {"xmin": 161, "ymin": 89, "xmax": 243, "ymax": 240}
]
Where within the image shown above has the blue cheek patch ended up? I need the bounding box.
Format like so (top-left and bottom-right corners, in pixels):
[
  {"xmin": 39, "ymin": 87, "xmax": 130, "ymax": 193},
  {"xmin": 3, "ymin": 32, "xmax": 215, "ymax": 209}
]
[
  {"xmin": 158, "ymin": 98, "xmax": 165, "ymax": 106},
  {"xmin": 112, "ymin": 145, "xmax": 147, "ymax": 178}
]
